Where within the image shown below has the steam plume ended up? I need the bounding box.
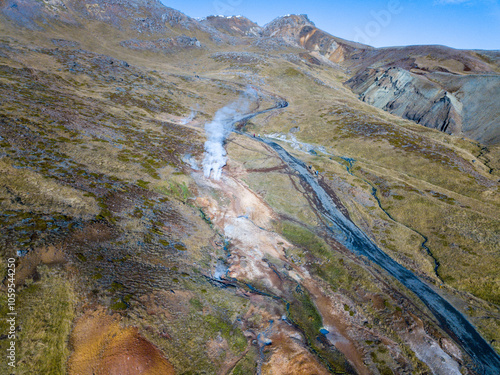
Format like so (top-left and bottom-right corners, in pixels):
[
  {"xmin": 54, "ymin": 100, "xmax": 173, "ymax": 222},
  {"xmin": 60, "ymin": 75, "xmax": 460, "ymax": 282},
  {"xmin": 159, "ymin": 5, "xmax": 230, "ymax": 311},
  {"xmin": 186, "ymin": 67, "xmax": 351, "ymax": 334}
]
[
  {"xmin": 180, "ymin": 107, "xmax": 197, "ymax": 125},
  {"xmin": 203, "ymin": 87, "xmax": 257, "ymax": 180}
]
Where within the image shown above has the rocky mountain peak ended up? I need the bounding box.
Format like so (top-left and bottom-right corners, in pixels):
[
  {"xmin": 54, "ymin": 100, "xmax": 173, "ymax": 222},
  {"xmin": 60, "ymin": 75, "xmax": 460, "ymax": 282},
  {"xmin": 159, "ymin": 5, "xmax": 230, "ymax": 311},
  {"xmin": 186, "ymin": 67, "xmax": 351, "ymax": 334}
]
[
  {"xmin": 266, "ymin": 13, "xmax": 315, "ymax": 28},
  {"xmin": 0, "ymin": 0, "xmax": 199, "ymax": 33},
  {"xmin": 262, "ymin": 13, "xmax": 314, "ymax": 37},
  {"xmin": 201, "ymin": 15, "xmax": 262, "ymax": 36}
]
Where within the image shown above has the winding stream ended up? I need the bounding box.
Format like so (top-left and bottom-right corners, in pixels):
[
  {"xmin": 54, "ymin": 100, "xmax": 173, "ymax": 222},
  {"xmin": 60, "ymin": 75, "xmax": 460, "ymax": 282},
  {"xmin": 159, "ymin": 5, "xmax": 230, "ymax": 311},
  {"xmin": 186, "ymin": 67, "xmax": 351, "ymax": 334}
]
[
  {"xmin": 339, "ymin": 156, "xmax": 441, "ymax": 279},
  {"xmin": 206, "ymin": 96, "xmax": 499, "ymax": 373},
  {"xmin": 258, "ymin": 137, "xmax": 500, "ymax": 375}
]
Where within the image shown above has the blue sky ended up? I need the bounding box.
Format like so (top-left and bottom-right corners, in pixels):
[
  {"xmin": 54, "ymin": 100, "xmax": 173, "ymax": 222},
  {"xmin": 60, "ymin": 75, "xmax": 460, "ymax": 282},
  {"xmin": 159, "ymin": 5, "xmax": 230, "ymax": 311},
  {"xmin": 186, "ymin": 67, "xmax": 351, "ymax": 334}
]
[{"xmin": 159, "ymin": 0, "xmax": 500, "ymax": 50}]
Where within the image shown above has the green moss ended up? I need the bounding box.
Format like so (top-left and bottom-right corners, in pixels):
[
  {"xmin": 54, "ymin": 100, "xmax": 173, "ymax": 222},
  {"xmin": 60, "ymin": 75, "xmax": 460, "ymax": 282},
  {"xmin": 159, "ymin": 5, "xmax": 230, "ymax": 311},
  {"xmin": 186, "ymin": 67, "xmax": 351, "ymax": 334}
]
[
  {"xmin": 426, "ymin": 190, "xmax": 456, "ymax": 205},
  {"xmin": 109, "ymin": 281, "xmax": 125, "ymax": 293},
  {"xmin": 282, "ymin": 67, "xmax": 305, "ymax": 78},
  {"xmin": 281, "ymin": 222, "xmax": 329, "ymax": 258},
  {"xmin": 157, "ymin": 181, "xmax": 191, "ymax": 203},
  {"xmin": 137, "ymin": 179, "xmax": 150, "ymax": 189},
  {"xmin": 174, "ymin": 243, "xmax": 187, "ymax": 251},
  {"xmin": 76, "ymin": 253, "xmax": 87, "ymax": 262},
  {"xmin": 199, "ymin": 208, "xmax": 212, "ymax": 225},
  {"xmin": 288, "ymin": 286, "xmax": 323, "ymax": 340},
  {"xmin": 467, "ymin": 278, "xmax": 500, "ymax": 305},
  {"xmin": 189, "ymin": 298, "xmax": 203, "ymax": 311},
  {"xmin": 230, "ymin": 347, "xmax": 258, "ymax": 375},
  {"xmin": 110, "ymin": 297, "xmax": 128, "ymax": 310},
  {"xmin": 131, "ymin": 207, "xmax": 143, "ymax": 218},
  {"xmin": 96, "ymin": 208, "xmax": 116, "ymax": 224},
  {"xmin": 378, "ymin": 367, "xmax": 394, "ymax": 375},
  {"xmin": 203, "ymin": 314, "xmax": 247, "ymax": 353}
]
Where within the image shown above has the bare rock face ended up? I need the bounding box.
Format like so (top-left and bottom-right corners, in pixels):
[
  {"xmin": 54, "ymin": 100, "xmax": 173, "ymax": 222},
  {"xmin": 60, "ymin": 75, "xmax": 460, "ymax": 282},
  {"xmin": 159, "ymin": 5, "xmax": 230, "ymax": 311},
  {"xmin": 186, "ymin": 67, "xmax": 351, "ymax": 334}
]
[
  {"xmin": 1, "ymin": 2, "xmax": 497, "ymax": 144},
  {"xmin": 346, "ymin": 67, "xmax": 500, "ymax": 144},
  {"xmin": 262, "ymin": 14, "xmax": 315, "ymax": 40},
  {"xmin": 346, "ymin": 67, "xmax": 463, "ymax": 135},
  {"xmin": 121, "ymin": 35, "xmax": 202, "ymax": 52},
  {"xmin": 262, "ymin": 14, "xmax": 370, "ymax": 62},
  {"xmin": 433, "ymin": 73, "xmax": 500, "ymax": 145},
  {"xmin": 0, "ymin": 0, "xmax": 79, "ymax": 29},
  {"xmin": 346, "ymin": 45, "xmax": 497, "ymax": 75},
  {"xmin": 201, "ymin": 15, "xmax": 262, "ymax": 37},
  {"xmin": 260, "ymin": 15, "xmax": 499, "ymax": 144},
  {"xmin": 338, "ymin": 46, "xmax": 499, "ymax": 144},
  {"xmin": 1, "ymin": 0, "xmax": 207, "ymax": 34}
]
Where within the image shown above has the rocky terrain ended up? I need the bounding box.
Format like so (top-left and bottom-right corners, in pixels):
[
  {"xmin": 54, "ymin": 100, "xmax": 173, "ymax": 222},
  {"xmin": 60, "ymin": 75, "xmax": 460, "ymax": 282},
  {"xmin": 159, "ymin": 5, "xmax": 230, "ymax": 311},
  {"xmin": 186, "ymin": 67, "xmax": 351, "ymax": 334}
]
[
  {"xmin": 260, "ymin": 14, "xmax": 500, "ymax": 145},
  {"xmin": 0, "ymin": 1, "xmax": 499, "ymax": 374}
]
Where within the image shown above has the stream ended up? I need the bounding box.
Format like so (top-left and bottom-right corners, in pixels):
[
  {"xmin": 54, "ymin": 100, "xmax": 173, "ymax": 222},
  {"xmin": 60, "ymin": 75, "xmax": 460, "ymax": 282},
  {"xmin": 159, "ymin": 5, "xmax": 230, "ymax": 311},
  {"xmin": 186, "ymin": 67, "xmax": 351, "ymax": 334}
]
[
  {"xmin": 340, "ymin": 156, "xmax": 441, "ymax": 279},
  {"xmin": 202, "ymin": 96, "xmax": 500, "ymax": 373},
  {"xmin": 228, "ymin": 96, "xmax": 500, "ymax": 373},
  {"xmin": 257, "ymin": 136, "xmax": 500, "ymax": 375}
]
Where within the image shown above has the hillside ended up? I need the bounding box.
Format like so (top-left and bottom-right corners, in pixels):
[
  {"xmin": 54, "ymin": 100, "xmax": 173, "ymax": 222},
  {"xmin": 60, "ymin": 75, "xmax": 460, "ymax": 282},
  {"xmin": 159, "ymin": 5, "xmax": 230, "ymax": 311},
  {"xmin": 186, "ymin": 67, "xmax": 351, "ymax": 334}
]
[{"xmin": 0, "ymin": 1, "xmax": 499, "ymax": 374}]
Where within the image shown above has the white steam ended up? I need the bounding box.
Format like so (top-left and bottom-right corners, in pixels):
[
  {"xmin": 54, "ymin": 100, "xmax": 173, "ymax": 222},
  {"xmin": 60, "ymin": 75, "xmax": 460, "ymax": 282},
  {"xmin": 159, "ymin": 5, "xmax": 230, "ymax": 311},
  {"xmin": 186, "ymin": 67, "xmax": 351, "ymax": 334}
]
[
  {"xmin": 203, "ymin": 87, "xmax": 258, "ymax": 180},
  {"xmin": 180, "ymin": 106, "xmax": 198, "ymax": 125}
]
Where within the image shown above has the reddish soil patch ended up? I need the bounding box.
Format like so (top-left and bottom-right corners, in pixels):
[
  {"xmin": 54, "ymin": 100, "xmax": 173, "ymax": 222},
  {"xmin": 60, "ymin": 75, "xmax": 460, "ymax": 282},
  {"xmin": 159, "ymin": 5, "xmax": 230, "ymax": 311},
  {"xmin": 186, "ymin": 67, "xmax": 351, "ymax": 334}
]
[
  {"xmin": 262, "ymin": 331, "xmax": 330, "ymax": 375},
  {"xmin": 68, "ymin": 308, "xmax": 175, "ymax": 375},
  {"xmin": 246, "ymin": 165, "xmax": 287, "ymax": 173}
]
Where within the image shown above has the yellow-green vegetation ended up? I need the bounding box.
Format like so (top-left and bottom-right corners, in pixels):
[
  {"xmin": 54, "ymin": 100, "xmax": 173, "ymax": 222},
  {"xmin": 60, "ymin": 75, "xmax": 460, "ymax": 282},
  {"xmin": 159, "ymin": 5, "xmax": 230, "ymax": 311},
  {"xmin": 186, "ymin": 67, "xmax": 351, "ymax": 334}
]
[
  {"xmin": 280, "ymin": 221, "xmax": 386, "ymax": 296},
  {"xmin": 281, "ymin": 222, "xmax": 329, "ymax": 259},
  {"xmin": 230, "ymin": 347, "xmax": 259, "ymax": 375},
  {"xmin": 288, "ymin": 286, "xmax": 352, "ymax": 373},
  {"xmin": 0, "ymin": 265, "xmax": 75, "ymax": 375},
  {"xmin": 227, "ymin": 136, "xmax": 319, "ymax": 226},
  {"xmin": 130, "ymin": 279, "xmax": 253, "ymax": 374},
  {"xmin": 155, "ymin": 179, "xmax": 192, "ymax": 204},
  {"xmin": 0, "ymin": 157, "xmax": 99, "ymax": 218},
  {"xmin": 240, "ymin": 54, "xmax": 499, "ymax": 351}
]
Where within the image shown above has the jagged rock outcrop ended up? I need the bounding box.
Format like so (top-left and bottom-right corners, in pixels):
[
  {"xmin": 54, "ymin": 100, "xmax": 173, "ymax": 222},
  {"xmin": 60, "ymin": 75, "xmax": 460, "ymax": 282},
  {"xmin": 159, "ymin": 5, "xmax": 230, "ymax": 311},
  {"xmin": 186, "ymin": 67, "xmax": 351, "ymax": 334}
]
[
  {"xmin": 260, "ymin": 15, "xmax": 499, "ymax": 144},
  {"xmin": 1, "ymin": 0, "xmax": 213, "ymax": 34},
  {"xmin": 433, "ymin": 73, "xmax": 500, "ymax": 144},
  {"xmin": 0, "ymin": 0, "xmax": 79, "ymax": 29},
  {"xmin": 344, "ymin": 45, "xmax": 497, "ymax": 75},
  {"xmin": 346, "ymin": 67, "xmax": 463, "ymax": 135},
  {"xmin": 346, "ymin": 67, "xmax": 500, "ymax": 144},
  {"xmin": 262, "ymin": 14, "xmax": 371, "ymax": 63},
  {"xmin": 120, "ymin": 35, "xmax": 201, "ymax": 52},
  {"xmin": 201, "ymin": 15, "xmax": 262, "ymax": 37}
]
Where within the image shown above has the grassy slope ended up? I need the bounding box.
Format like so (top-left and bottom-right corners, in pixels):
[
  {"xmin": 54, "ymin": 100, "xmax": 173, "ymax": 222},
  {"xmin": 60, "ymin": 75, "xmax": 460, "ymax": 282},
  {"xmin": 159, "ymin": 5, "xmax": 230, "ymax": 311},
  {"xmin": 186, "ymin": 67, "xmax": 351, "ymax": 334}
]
[
  {"xmin": 0, "ymin": 9, "xmax": 498, "ymax": 373},
  {"xmin": 0, "ymin": 21, "xmax": 261, "ymax": 374},
  {"xmin": 192, "ymin": 47, "xmax": 500, "ymax": 351},
  {"xmin": 245, "ymin": 59, "xmax": 500, "ymax": 351}
]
